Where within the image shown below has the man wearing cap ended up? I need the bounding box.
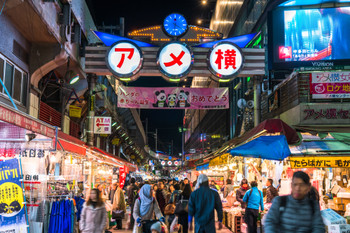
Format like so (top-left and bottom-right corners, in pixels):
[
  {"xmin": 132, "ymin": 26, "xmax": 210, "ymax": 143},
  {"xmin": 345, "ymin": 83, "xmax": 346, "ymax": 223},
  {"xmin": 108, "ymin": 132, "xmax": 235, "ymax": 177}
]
[{"xmin": 188, "ymin": 174, "xmax": 223, "ymax": 233}]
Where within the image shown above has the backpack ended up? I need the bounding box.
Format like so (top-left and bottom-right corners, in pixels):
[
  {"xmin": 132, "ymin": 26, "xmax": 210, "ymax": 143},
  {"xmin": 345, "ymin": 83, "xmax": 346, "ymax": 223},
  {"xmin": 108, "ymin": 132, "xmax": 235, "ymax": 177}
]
[{"xmin": 245, "ymin": 188, "xmax": 263, "ymax": 204}]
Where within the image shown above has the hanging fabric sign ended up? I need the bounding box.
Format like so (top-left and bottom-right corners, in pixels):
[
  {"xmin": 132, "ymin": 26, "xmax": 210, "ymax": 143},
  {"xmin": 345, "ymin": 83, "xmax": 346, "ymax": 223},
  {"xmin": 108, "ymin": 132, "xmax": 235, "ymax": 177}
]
[
  {"xmin": 119, "ymin": 165, "xmax": 126, "ymax": 189},
  {"xmin": 117, "ymin": 86, "xmax": 229, "ymax": 109},
  {"xmin": 290, "ymin": 156, "xmax": 350, "ymax": 168},
  {"xmin": 0, "ymin": 158, "xmax": 27, "ymax": 232}
]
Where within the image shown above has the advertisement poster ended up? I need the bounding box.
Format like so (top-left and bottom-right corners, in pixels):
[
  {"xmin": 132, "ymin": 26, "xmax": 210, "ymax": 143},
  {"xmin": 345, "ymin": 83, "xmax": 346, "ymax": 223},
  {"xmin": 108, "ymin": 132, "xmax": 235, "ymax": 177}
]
[
  {"xmin": 0, "ymin": 158, "xmax": 27, "ymax": 233},
  {"xmin": 119, "ymin": 166, "xmax": 126, "ymax": 189},
  {"xmin": 310, "ymin": 72, "xmax": 350, "ymax": 99},
  {"xmin": 117, "ymin": 86, "xmax": 229, "ymax": 109}
]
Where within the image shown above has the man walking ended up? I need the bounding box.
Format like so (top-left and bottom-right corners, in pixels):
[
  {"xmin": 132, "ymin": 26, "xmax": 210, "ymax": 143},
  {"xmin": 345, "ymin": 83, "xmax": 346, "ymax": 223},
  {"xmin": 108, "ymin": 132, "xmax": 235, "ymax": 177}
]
[
  {"xmin": 188, "ymin": 174, "xmax": 223, "ymax": 233},
  {"xmin": 266, "ymin": 179, "xmax": 279, "ymax": 203},
  {"xmin": 127, "ymin": 178, "xmax": 139, "ymax": 229},
  {"xmin": 112, "ymin": 182, "xmax": 126, "ymax": 230},
  {"xmin": 243, "ymin": 181, "xmax": 264, "ymax": 233},
  {"xmin": 264, "ymin": 171, "xmax": 325, "ymax": 233}
]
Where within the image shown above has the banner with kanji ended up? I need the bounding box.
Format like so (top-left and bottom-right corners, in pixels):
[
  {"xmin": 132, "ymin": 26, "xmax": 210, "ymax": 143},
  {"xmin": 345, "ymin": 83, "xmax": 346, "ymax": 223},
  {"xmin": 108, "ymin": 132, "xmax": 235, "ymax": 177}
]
[
  {"xmin": 290, "ymin": 156, "xmax": 350, "ymax": 169},
  {"xmin": 0, "ymin": 158, "xmax": 27, "ymax": 233},
  {"xmin": 119, "ymin": 166, "xmax": 126, "ymax": 189},
  {"xmin": 117, "ymin": 86, "xmax": 229, "ymax": 109},
  {"xmin": 310, "ymin": 72, "xmax": 350, "ymax": 99}
]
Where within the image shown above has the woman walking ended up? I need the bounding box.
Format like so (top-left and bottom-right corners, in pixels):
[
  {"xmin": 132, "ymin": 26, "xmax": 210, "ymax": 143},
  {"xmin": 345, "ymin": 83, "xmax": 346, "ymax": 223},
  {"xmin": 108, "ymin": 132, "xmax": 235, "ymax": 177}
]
[
  {"xmin": 133, "ymin": 184, "xmax": 165, "ymax": 233},
  {"xmin": 79, "ymin": 188, "xmax": 107, "ymax": 233}
]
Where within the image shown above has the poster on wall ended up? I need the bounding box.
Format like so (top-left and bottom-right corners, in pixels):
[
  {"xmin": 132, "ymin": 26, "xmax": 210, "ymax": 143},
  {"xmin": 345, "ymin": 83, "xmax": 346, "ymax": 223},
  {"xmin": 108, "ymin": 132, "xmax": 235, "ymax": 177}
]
[
  {"xmin": 117, "ymin": 86, "xmax": 229, "ymax": 109},
  {"xmin": 310, "ymin": 72, "xmax": 350, "ymax": 99},
  {"xmin": 0, "ymin": 158, "xmax": 27, "ymax": 233}
]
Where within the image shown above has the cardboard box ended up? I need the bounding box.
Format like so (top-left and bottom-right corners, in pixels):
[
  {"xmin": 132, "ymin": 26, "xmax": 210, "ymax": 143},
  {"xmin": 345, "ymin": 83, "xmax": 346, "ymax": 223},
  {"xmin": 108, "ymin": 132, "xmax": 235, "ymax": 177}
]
[
  {"xmin": 334, "ymin": 204, "xmax": 345, "ymax": 211},
  {"xmin": 334, "ymin": 198, "xmax": 342, "ymax": 204},
  {"xmin": 328, "ymin": 224, "xmax": 350, "ymax": 233},
  {"xmin": 322, "ymin": 209, "xmax": 347, "ymax": 226}
]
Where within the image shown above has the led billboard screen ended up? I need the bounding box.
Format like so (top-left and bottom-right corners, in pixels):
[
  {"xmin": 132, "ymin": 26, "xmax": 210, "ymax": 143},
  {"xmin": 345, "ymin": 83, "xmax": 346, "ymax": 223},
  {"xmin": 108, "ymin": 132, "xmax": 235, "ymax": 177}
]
[{"xmin": 269, "ymin": 6, "xmax": 350, "ymax": 70}]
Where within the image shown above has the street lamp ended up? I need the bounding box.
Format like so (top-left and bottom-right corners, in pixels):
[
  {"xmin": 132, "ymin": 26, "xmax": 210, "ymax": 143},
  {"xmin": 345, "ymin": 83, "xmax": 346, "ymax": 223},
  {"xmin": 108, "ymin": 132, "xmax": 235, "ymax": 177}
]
[{"xmin": 202, "ymin": 0, "xmax": 207, "ymax": 5}]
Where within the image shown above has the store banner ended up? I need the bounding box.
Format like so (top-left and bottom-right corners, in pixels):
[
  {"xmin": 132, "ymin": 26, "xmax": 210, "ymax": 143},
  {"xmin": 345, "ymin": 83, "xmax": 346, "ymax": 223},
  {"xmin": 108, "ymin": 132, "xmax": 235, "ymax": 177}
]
[
  {"xmin": 117, "ymin": 86, "xmax": 229, "ymax": 109},
  {"xmin": 310, "ymin": 72, "xmax": 350, "ymax": 99},
  {"xmin": 0, "ymin": 158, "xmax": 27, "ymax": 232},
  {"xmin": 209, "ymin": 153, "xmax": 230, "ymax": 167},
  {"xmin": 119, "ymin": 166, "xmax": 126, "ymax": 189},
  {"xmin": 290, "ymin": 156, "xmax": 350, "ymax": 169}
]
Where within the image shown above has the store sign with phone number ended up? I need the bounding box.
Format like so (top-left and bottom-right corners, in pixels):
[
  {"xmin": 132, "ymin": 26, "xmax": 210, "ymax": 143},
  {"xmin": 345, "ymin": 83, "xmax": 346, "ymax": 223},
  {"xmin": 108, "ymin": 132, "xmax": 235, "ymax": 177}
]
[{"xmin": 290, "ymin": 156, "xmax": 350, "ymax": 168}]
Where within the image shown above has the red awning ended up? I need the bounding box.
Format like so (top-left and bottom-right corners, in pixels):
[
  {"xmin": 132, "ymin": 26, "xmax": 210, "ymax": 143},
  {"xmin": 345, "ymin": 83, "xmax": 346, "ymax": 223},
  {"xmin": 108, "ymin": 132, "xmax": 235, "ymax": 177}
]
[
  {"xmin": 57, "ymin": 131, "xmax": 86, "ymax": 156},
  {"xmin": 91, "ymin": 147, "xmax": 137, "ymax": 172}
]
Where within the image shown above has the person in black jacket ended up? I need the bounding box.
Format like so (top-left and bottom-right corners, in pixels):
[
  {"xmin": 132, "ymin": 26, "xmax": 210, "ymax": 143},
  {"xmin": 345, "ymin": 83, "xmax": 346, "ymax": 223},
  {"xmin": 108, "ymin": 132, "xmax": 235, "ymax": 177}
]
[
  {"xmin": 176, "ymin": 184, "xmax": 192, "ymax": 233},
  {"xmin": 127, "ymin": 178, "xmax": 139, "ymax": 229}
]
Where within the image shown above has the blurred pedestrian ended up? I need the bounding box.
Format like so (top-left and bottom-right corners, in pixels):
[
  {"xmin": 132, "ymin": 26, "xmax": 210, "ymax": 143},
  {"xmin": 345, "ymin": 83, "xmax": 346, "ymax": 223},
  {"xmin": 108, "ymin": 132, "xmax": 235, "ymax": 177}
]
[
  {"xmin": 79, "ymin": 188, "xmax": 107, "ymax": 233},
  {"xmin": 188, "ymin": 174, "xmax": 223, "ymax": 233},
  {"xmin": 156, "ymin": 181, "xmax": 168, "ymax": 215},
  {"xmin": 266, "ymin": 179, "xmax": 279, "ymax": 203},
  {"xmin": 236, "ymin": 179, "xmax": 250, "ymax": 208},
  {"xmin": 243, "ymin": 181, "xmax": 264, "ymax": 233},
  {"xmin": 264, "ymin": 171, "xmax": 324, "ymax": 233},
  {"xmin": 127, "ymin": 178, "xmax": 139, "ymax": 229},
  {"xmin": 133, "ymin": 184, "xmax": 165, "ymax": 233},
  {"xmin": 224, "ymin": 179, "xmax": 234, "ymax": 198},
  {"xmin": 177, "ymin": 183, "xmax": 191, "ymax": 233},
  {"xmin": 112, "ymin": 182, "xmax": 126, "ymax": 230}
]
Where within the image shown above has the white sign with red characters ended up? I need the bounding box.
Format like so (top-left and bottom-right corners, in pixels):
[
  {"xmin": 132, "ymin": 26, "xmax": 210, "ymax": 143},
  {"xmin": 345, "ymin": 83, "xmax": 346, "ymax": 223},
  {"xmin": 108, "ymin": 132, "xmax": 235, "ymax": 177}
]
[
  {"xmin": 208, "ymin": 42, "xmax": 244, "ymax": 80},
  {"xmin": 157, "ymin": 42, "xmax": 193, "ymax": 79},
  {"xmin": 94, "ymin": 117, "xmax": 111, "ymax": 134},
  {"xmin": 106, "ymin": 41, "xmax": 143, "ymax": 78},
  {"xmin": 119, "ymin": 165, "xmax": 127, "ymax": 189}
]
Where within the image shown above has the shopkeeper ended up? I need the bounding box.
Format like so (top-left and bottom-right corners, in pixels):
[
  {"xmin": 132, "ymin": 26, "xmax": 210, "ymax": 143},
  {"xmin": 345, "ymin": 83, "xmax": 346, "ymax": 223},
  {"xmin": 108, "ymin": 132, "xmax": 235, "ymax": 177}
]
[{"xmin": 236, "ymin": 179, "xmax": 250, "ymax": 208}]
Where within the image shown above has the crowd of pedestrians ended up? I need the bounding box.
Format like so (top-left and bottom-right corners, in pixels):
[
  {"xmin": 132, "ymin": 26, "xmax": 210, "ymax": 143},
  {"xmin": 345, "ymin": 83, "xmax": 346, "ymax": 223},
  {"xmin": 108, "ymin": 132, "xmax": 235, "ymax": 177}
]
[{"xmin": 77, "ymin": 171, "xmax": 325, "ymax": 233}]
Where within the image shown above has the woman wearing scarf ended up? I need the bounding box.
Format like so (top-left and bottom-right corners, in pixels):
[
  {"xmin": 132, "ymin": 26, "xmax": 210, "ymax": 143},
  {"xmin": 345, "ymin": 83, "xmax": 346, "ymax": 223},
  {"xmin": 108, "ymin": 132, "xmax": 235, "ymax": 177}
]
[
  {"xmin": 133, "ymin": 184, "xmax": 165, "ymax": 233},
  {"xmin": 236, "ymin": 179, "xmax": 250, "ymax": 208}
]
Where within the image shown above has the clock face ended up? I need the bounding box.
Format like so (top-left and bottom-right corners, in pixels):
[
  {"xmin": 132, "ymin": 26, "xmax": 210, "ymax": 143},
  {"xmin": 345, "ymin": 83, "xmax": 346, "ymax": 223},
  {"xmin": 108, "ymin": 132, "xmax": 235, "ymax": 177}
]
[{"xmin": 163, "ymin": 13, "xmax": 188, "ymax": 37}]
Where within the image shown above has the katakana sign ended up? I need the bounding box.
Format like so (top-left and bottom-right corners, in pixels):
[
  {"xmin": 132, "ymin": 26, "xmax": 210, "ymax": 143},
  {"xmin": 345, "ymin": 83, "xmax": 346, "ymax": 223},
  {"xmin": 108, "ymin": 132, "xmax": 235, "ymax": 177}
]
[
  {"xmin": 207, "ymin": 42, "xmax": 244, "ymax": 81},
  {"xmin": 310, "ymin": 72, "xmax": 350, "ymax": 99},
  {"xmin": 300, "ymin": 103, "xmax": 350, "ymax": 125},
  {"xmin": 106, "ymin": 41, "xmax": 143, "ymax": 80},
  {"xmin": 94, "ymin": 117, "xmax": 112, "ymax": 134},
  {"xmin": 290, "ymin": 156, "xmax": 350, "ymax": 168},
  {"xmin": 157, "ymin": 42, "xmax": 193, "ymax": 80}
]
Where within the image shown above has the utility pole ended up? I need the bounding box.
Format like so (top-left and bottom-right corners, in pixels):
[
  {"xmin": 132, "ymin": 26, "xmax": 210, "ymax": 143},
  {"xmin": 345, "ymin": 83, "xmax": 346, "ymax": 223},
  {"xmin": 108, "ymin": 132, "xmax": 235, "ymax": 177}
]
[
  {"xmin": 155, "ymin": 128, "xmax": 158, "ymax": 153},
  {"xmin": 145, "ymin": 118, "xmax": 148, "ymax": 145}
]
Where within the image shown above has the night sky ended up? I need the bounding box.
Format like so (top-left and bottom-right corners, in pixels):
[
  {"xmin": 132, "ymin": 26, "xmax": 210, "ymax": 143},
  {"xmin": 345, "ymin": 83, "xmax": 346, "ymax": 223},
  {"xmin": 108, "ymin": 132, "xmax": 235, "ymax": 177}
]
[{"xmin": 86, "ymin": 0, "xmax": 212, "ymax": 156}]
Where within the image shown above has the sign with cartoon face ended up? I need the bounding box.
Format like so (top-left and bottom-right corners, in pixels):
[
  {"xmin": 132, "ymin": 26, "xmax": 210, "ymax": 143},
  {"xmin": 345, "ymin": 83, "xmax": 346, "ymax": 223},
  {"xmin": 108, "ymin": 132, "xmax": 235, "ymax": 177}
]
[
  {"xmin": 207, "ymin": 42, "xmax": 244, "ymax": 81},
  {"xmin": 0, "ymin": 159, "xmax": 27, "ymax": 232},
  {"xmin": 117, "ymin": 86, "xmax": 229, "ymax": 109},
  {"xmin": 157, "ymin": 42, "xmax": 193, "ymax": 80},
  {"xmin": 106, "ymin": 40, "xmax": 143, "ymax": 81}
]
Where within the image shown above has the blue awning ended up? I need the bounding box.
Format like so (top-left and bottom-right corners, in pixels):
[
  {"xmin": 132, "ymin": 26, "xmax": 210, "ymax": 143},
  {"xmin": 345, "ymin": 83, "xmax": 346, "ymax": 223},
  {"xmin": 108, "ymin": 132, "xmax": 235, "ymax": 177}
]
[{"xmin": 229, "ymin": 135, "xmax": 291, "ymax": 161}]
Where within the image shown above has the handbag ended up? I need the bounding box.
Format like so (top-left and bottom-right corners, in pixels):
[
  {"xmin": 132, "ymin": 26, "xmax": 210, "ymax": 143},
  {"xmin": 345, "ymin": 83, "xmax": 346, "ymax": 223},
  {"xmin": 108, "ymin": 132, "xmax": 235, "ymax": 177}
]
[
  {"xmin": 164, "ymin": 203, "xmax": 176, "ymax": 215},
  {"xmin": 170, "ymin": 216, "xmax": 179, "ymax": 233},
  {"xmin": 112, "ymin": 209, "xmax": 125, "ymax": 219},
  {"xmin": 174, "ymin": 195, "xmax": 188, "ymax": 215}
]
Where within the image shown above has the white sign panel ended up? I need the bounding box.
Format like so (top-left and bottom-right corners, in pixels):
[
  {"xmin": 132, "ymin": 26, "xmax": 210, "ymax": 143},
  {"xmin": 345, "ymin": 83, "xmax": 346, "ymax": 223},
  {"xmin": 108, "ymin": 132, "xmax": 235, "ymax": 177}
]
[
  {"xmin": 94, "ymin": 117, "xmax": 112, "ymax": 134},
  {"xmin": 106, "ymin": 41, "xmax": 143, "ymax": 78},
  {"xmin": 310, "ymin": 72, "xmax": 350, "ymax": 99},
  {"xmin": 208, "ymin": 42, "xmax": 244, "ymax": 80},
  {"xmin": 158, "ymin": 42, "xmax": 193, "ymax": 79}
]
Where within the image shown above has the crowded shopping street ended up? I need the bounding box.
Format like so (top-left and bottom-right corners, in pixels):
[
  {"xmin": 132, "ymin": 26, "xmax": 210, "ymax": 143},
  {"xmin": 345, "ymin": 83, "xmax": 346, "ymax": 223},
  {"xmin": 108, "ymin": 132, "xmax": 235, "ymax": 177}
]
[{"xmin": 1, "ymin": 0, "xmax": 350, "ymax": 233}]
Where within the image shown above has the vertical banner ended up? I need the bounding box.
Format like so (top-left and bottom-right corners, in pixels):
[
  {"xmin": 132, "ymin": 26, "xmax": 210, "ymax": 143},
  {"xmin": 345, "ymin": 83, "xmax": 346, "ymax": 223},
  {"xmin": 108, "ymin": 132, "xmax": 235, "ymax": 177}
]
[
  {"xmin": 119, "ymin": 166, "xmax": 126, "ymax": 189},
  {"xmin": 0, "ymin": 158, "xmax": 27, "ymax": 232}
]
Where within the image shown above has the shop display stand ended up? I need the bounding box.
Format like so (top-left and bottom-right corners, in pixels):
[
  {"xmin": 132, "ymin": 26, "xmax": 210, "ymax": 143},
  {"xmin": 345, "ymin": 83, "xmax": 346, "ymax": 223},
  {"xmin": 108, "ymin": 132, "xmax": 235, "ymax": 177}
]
[{"xmin": 234, "ymin": 216, "xmax": 242, "ymax": 233}]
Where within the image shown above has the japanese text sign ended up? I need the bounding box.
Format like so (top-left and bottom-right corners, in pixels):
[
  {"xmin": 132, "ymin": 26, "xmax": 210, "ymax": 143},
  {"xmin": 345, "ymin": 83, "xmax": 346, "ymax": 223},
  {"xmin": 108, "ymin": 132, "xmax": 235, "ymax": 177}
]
[
  {"xmin": 106, "ymin": 41, "xmax": 143, "ymax": 78},
  {"xmin": 290, "ymin": 156, "xmax": 350, "ymax": 168},
  {"xmin": 209, "ymin": 153, "xmax": 230, "ymax": 167},
  {"xmin": 119, "ymin": 165, "xmax": 127, "ymax": 189},
  {"xmin": 0, "ymin": 158, "xmax": 27, "ymax": 232},
  {"xmin": 208, "ymin": 42, "xmax": 244, "ymax": 80},
  {"xmin": 310, "ymin": 72, "xmax": 350, "ymax": 99},
  {"xmin": 94, "ymin": 117, "xmax": 111, "ymax": 134},
  {"xmin": 117, "ymin": 86, "xmax": 229, "ymax": 109},
  {"xmin": 301, "ymin": 103, "xmax": 350, "ymax": 124},
  {"xmin": 157, "ymin": 42, "xmax": 193, "ymax": 79}
]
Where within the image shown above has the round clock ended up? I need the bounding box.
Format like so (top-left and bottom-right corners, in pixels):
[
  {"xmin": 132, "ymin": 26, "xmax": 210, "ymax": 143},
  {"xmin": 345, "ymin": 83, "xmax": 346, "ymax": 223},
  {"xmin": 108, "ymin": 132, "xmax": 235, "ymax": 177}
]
[{"xmin": 163, "ymin": 13, "xmax": 188, "ymax": 37}]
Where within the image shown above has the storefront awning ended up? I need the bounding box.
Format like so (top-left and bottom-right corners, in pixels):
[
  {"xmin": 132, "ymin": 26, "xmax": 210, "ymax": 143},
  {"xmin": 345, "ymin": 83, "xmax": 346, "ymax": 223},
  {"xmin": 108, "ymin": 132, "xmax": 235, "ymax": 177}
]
[
  {"xmin": 229, "ymin": 135, "xmax": 291, "ymax": 161},
  {"xmin": 57, "ymin": 131, "xmax": 86, "ymax": 156}
]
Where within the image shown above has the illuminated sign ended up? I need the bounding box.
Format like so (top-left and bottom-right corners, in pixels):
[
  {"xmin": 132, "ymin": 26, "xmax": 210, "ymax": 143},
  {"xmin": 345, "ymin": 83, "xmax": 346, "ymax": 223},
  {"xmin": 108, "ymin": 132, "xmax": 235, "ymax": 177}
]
[
  {"xmin": 310, "ymin": 72, "xmax": 350, "ymax": 99},
  {"xmin": 161, "ymin": 161, "xmax": 166, "ymax": 166},
  {"xmin": 207, "ymin": 42, "xmax": 244, "ymax": 81},
  {"xmin": 174, "ymin": 161, "xmax": 179, "ymax": 166},
  {"xmin": 157, "ymin": 42, "xmax": 193, "ymax": 80},
  {"xmin": 167, "ymin": 161, "xmax": 173, "ymax": 166},
  {"xmin": 290, "ymin": 156, "xmax": 350, "ymax": 168},
  {"xmin": 106, "ymin": 41, "xmax": 143, "ymax": 81},
  {"xmin": 94, "ymin": 117, "xmax": 111, "ymax": 134}
]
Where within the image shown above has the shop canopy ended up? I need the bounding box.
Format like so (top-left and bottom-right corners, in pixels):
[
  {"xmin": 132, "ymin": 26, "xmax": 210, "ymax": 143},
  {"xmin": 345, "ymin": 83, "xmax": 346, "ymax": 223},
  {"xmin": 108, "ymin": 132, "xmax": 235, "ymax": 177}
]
[
  {"xmin": 229, "ymin": 135, "xmax": 291, "ymax": 161},
  {"xmin": 203, "ymin": 119, "xmax": 299, "ymax": 162}
]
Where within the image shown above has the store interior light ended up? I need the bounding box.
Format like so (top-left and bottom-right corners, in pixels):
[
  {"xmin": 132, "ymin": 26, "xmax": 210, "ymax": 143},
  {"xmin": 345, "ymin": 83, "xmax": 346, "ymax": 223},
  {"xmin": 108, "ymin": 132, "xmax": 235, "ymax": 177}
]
[
  {"xmin": 121, "ymin": 133, "xmax": 126, "ymax": 137},
  {"xmin": 125, "ymin": 137, "xmax": 129, "ymax": 140},
  {"xmin": 112, "ymin": 122, "xmax": 117, "ymax": 127},
  {"xmin": 25, "ymin": 133, "xmax": 36, "ymax": 142},
  {"xmin": 65, "ymin": 70, "xmax": 80, "ymax": 85},
  {"xmin": 116, "ymin": 126, "xmax": 121, "ymax": 130},
  {"xmin": 202, "ymin": 0, "xmax": 207, "ymax": 5}
]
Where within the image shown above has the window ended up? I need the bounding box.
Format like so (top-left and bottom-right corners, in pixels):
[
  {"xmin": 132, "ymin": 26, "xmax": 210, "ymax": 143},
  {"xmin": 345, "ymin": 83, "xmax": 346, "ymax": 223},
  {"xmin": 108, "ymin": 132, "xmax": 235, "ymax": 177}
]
[{"xmin": 0, "ymin": 53, "xmax": 28, "ymax": 106}]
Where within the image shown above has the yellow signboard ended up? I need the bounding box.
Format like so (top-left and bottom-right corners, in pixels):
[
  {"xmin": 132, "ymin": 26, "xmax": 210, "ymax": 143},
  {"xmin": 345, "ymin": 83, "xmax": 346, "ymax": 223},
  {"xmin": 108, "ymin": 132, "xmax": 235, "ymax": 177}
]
[
  {"xmin": 209, "ymin": 153, "xmax": 230, "ymax": 167},
  {"xmin": 69, "ymin": 105, "xmax": 82, "ymax": 118},
  {"xmin": 112, "ymin": 138, "xmax": 120, "ymax": 146},
  {"xmin": 290, "ymin": 156, "xmax": 350, "ymax": 169}
]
